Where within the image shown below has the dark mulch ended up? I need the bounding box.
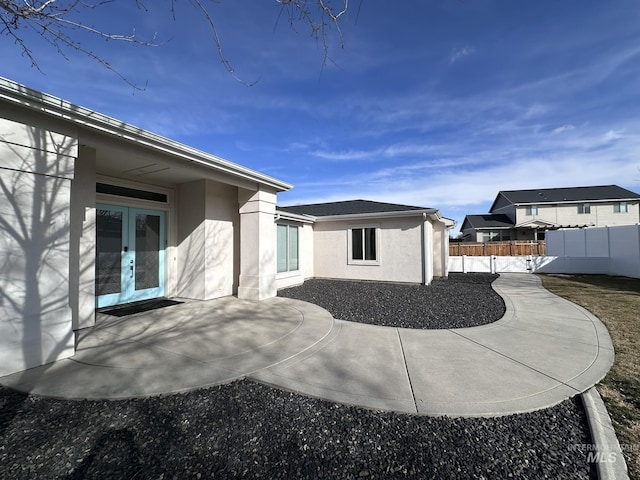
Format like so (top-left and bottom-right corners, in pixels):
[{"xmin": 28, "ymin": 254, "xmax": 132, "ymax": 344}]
[
  {"xmin": 278, "ymin": 273, "xmax": 505, "ymax": 329},
  {"xmin": 0, "ymin": 379, "xmax": 595, "ymax": 479}
]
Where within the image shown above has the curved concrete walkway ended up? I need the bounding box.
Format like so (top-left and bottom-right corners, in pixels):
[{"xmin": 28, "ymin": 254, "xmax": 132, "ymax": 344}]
[{"xmin": 0, "ymin": 274, "xmax": 614, "ymax": 417}]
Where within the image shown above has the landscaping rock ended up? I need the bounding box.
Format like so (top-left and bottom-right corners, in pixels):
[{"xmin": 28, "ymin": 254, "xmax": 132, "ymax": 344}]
[
  {"xmin": 278, "ymin": 273, "xmax": 505, "ymax": 329},
  {"xmin": 0, "ymin": 380, "xmax": 595, "ymax": 479}
]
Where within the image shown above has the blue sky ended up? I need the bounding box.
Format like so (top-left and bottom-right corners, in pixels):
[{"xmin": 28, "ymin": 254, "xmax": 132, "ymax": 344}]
[{"xmin": 3, "ymin": 0, "xmax": 640, "ymax": 234}]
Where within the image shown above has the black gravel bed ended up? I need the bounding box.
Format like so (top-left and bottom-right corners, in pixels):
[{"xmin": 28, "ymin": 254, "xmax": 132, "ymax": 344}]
[
  {"xmin": 278, "ymin": 273, "xmax": 505, "ymax": 329},
  {"xmin": 1, "ymin": 379, "xmax": 595, "ymax": 479}
]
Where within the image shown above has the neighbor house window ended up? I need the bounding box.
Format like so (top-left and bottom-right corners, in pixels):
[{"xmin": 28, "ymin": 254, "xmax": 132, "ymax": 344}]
[
  {"xmin": 277, "ymin": 224, "xmax": 299, "ymax": 273},
  {"xmin": 481, "ymin": 230, "xmax": 511, "ymax": 242},
  {"xmin": 578, "ymin": 203, "xmax": 591, "ymax": 214},
  {"xmin": 349, "ymin": 226, "xmax": 379, "ymax": 264},
  {"xmin": 614, "ymin": 202, "xmax": 628, "ymax": 213},
  {"xmin": 525, "ymin": 205, "xmax": 538, "ymax": 216}
]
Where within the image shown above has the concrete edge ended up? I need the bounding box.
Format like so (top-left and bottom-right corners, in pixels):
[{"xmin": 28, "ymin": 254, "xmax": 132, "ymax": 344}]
[{"xmin": 581, "ymin": 387, "xmax": 629, "ymax": 480}]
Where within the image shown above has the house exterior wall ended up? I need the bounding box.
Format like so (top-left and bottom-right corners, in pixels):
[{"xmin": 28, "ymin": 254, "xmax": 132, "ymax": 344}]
[
  {"xmin": 177, "ymin": 179, "xmax": 239, "ymax": 300},
  {"xmin": 275, "ymin": 221, "xmax": 314, "ymax": 290},
  {"xmin": 515, "ymin": 202, "xmax": 640, "ymax": 227},
  {"xmin": 312, "ymin": 217, "xmax": 424, "ymax": 283},
  {"xmin": 0, "ymin": 114, "xmax": 77, "ymax": 376}
]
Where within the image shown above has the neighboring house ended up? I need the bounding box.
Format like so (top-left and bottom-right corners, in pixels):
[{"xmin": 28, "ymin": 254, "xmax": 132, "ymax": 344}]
[
  {"xmin": 275, "ymin": 200, "xmax": 456, "ymax": 289},
  {"xmin": 0, "ymin": 77, "xmax": 291, "ymax": 377},
  {"xmin": 461, "ymin": 185, "xmax": 640, "ymax": 242}
]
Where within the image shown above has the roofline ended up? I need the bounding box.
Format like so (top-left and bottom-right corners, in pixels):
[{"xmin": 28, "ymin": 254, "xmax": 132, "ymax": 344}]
[
  {"xmin": 0, "ymin": 76, "xmax": 292, "ymax": 192},
  {"xmin": 509, "ymin": 198, "xmax": 640, "ymax": 206},
  {"xmin": 275, "ymin": 210, "xmax": 316, "ymax": 224},
  {"xmin": 310, "ymin": 208, "xmax": 440, "ymax": 222},
  {"xmin": 491, "ymin": 188, "xmax": 640, "ymax": 211}
]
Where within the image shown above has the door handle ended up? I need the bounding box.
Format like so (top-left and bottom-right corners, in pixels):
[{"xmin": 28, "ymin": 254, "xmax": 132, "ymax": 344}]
[{"xmin": 130, "ymin": 260, "xmax": 134, "ymax": 278}]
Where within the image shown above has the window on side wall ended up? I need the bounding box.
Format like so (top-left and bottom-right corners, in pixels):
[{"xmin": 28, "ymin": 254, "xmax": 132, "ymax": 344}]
[
  {"xmin": 525, "ymin": 205, "xmax": 538, "ymax": 216},
  {"xmin": 578, "ymin": 203, "xmax": 591, "ymax": 214},
  {"xmin": 614, "ymin": 202, "xmax": 628, "ymax": 213},
  {"xmin": 277, "ymin": 224, "xmax": 299, "ymax": 273},
  {"xmin": 348, "ymin": 226, "xmax": 379, "ymax": 265}
]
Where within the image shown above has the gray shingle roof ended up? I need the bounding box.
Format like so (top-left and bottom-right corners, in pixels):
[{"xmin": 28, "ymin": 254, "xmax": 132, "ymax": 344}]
[
  {"xmin": 462, "ymin": 214, "xmax": 513, "ymax": 230},
  {"xmin": 278, "ymin": 200, "xmax": 431, "ymax": 217},
  {"xmin": 495, "ymin": 185, "xmax": 640, "ymax": 206}
]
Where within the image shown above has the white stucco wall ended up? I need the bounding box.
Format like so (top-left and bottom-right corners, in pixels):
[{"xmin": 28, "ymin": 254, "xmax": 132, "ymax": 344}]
[
  {"xmin": 238, "ymin": 187, "xmax": 278, "ymax": 300},
  {"xmin": 69, "ymin": 146, "xmax": 97, "ymax": 331},
  {"xmin": 0, "ymin": 115, "xmax": 77, "ymax": 376},
  {"xmin": 432, "ymin": 220, "xmax": 449, "ymax": 278},
  {"xmin": 177, "ymin": 179, "xmax": 239, "ymax": 300},
  {"xmin": 312, "ymin": 217, "xmax": 424, "ymax": 283}
]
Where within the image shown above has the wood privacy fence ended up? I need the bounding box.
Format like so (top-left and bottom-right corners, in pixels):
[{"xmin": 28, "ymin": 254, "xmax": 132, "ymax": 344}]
[{"xmin": 449, "ymin": 241, "xmax": 546, "ymax": 257}]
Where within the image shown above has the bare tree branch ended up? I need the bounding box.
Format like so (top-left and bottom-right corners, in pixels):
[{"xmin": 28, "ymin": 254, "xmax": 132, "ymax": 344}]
[{"xmin": 0, "ymin": 0, "xmax": 350, "ymax": 87}]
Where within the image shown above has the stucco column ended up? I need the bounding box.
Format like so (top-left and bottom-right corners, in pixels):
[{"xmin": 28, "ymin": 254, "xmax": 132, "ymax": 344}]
[
  {"xmin": 442, "ymin": 224, "xmax": 450, "ymax": 278},
  {"xmin": 237, "ymin": 187, "xmax": 277, "ymax": 300},
  {"xmin": 422, "ymin": 216, "xmax": 434, "ymax": 285},
  {"xmin": 69, "ymin": 145, "xmax": 96, "ymax": 331}
]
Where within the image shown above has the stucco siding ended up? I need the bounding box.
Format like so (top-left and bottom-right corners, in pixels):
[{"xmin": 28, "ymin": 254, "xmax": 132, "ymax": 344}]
[
  {"xmin": 0, "ymin": 116, "xmax": 77, "ymax": 376},
  {"xmin": 69, "ymin": 146, "xmax": 97, "ymax": 331},
  {"xmin": 177, "ymin": 179, "xmax": 239, "ymax": 300},
  {"xmin": 313, "ymin": 217, "xmax": 424, "ymax": 283}
]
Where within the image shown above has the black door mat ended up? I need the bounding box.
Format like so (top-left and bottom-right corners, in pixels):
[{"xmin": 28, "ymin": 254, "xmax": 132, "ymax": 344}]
[{"xmin": 98, "ymin": 299, "xmax": 184, "ymax": 317}]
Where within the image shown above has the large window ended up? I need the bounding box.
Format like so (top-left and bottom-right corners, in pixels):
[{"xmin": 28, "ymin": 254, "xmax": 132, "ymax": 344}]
[
  {"xmin": 481, "ymin": 230, "xmax": 511, "ymax": 242},
  {"xmin": 578, "ymin": 203, "xmax": 591, "ymax": 214},
  {"xmin": 349, "ymin": 226, "xmax": 379, "ymax": 264},
  {"xmin": 525, "ymin": 205, "xmax": 538, "ymax": 216},
  {"xmin": 277, "ymin": 224, "xmax": 299, "ymax": 273},
  {"xmin": 614, "ymin": 202, "xmax": 628, "ymax": 213}
]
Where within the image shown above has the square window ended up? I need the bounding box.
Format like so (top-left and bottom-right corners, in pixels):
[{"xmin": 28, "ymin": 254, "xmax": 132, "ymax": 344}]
[
  {"xmin": 578, "ymin": 203, "xmax": 591, "ymax": 214},
  {"xmin": 525, "ymin": 206, "xmax": 538, "ymax": 216},
  {"xmin": 614, "ymin": 202, "xmax": 628, "ymax": 213},
  {"xmin": 349, "ymin": 226, "xmax": 379, "ymax": 264}
]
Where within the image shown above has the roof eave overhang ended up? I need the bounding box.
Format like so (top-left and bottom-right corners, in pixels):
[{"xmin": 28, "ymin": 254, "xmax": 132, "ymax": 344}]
[
  {"xmin": 275, "ymin": 210, "xmax": 316, "ymax": 224},
  {"xmin": 514, "ymin": 198, "xmax": 640, "ymax": 206},
  {"xmin": 474, "ymin": 226, "xmax": 513, "ymax": 230},
  {"xmin": 0, "ymin": 77, "xmax": 292, "ymax": 193},
  {"xmin": 312, "ymin": 209, "xmax": 439, "ymax": 223}
]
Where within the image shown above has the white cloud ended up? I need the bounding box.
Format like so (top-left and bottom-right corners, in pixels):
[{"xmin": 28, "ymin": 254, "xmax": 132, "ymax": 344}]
[
  {"xmin": 552, "ymin": 124, "xmax": 576, "ymax": 135},
  {"xmin": 450, "ymin": 46, "xmax": 475, "ymax": 64},
  {"xmin": 602, "ymin": 129, "xmax": 624, "ymax": 142}
]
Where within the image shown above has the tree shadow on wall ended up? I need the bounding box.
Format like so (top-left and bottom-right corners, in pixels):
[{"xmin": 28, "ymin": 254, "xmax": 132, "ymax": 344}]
[{"xmin": 0, "ymin": 122, "xmax": 77, "ymax": 429}]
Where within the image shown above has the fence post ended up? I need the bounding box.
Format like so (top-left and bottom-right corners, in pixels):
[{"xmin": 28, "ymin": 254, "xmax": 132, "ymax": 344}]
[
  {"xmin": 491, "ymin": 255, "xmax": 496, "ymax": 274},
  {"xmin": 462, "ymin": 255, "xmax": 467, "ymax": 274}
]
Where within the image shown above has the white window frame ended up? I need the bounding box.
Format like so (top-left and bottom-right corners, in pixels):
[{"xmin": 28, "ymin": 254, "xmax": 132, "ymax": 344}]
[
  {"xmin": 578, "ymin": 203, "xmax": 591, "ymax": 214},
  {"xmin": 525, "ymin": 205, "xmax": 538, "ymax": 216},
  {"xmin": 276, "ymin": 224, "xmax": 299, "ymax": 274},
  {"xmin": 614, "ymin": 202, "xmax": 628, "ymax": 213},
  {"xmin": 348, "ymin": 224, "xmax": 380, "ymax": 266}
]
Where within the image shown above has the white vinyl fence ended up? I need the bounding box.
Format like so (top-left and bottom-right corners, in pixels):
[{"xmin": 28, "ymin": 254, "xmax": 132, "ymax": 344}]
[{"xmin": 449, "ymin": 225, "xmax": 640, "ymax": 278}]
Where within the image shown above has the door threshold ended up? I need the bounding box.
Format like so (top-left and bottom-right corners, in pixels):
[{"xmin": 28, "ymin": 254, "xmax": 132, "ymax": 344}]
[{"xmin": 97, "ymin": 298, "xmax": 184, "ymax": 317}]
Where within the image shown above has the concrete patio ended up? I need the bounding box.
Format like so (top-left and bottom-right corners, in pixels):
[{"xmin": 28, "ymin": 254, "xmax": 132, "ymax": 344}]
[{"xmin": 0, "ymin": 274, "xmax": 615, "ymax": 417}]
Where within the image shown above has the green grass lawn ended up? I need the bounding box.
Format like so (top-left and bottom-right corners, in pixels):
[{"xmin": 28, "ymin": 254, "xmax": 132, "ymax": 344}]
[{"xmin": 540, "ymin": 274, "xmax": 640, "ymax": 480}]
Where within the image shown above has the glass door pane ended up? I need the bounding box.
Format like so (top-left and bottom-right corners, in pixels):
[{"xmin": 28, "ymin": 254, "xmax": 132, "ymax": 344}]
[
  {"xmin": 96, "ymin": 208, "xmax": 125, "ymax": 296},
  {"xmin": 134, "ymin": 213, "xmax": 161, "ymax": 291}
]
